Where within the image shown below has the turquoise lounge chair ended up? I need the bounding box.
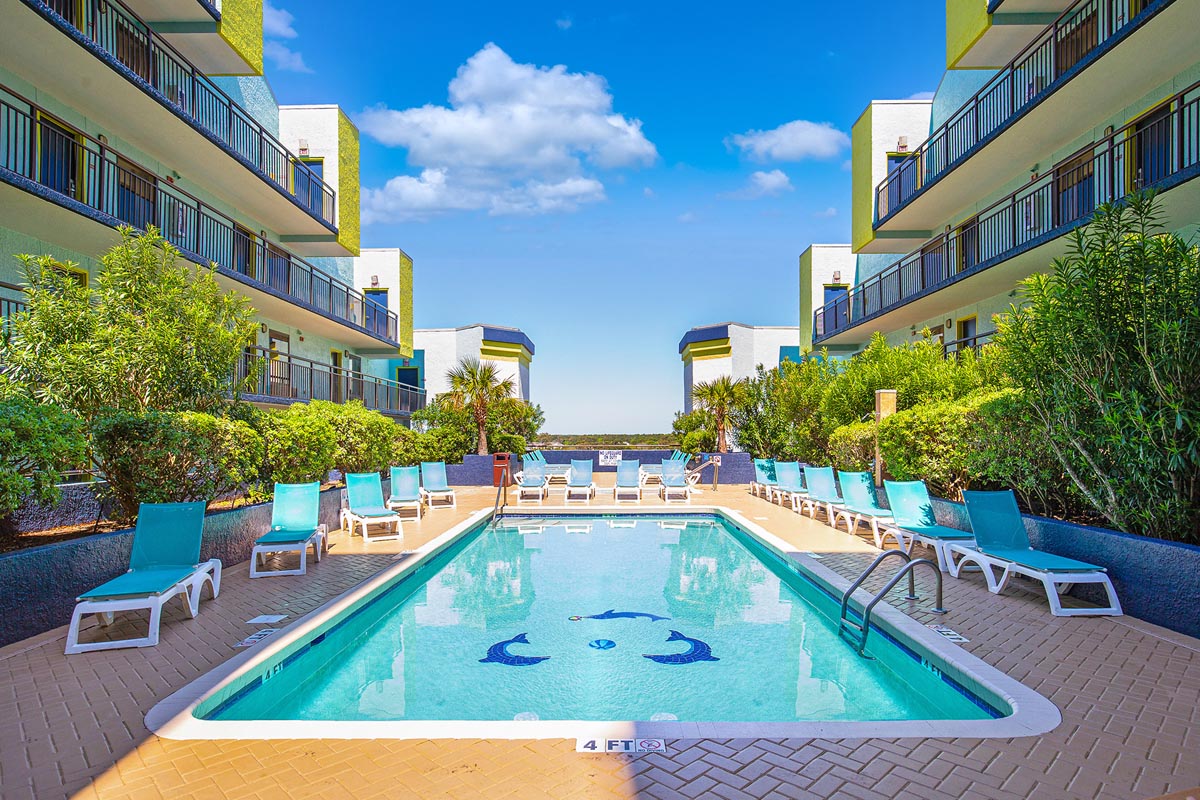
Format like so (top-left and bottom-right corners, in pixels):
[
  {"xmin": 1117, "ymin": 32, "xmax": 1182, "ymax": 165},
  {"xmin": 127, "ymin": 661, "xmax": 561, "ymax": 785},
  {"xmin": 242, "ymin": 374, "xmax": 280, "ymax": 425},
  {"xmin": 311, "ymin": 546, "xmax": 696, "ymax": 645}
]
[
  {"xmin": 832, "ymin": 471, "xmax": 895, "ymax": 540},
  {"xmin": 565, "ymin": 459, "xmax": 596, "ymax": 504},
  {"xmin": 659, "ymin": 459, "xmax": 691, "ymax": 503},
  {"xmin": 949, "ymin": 490, "xmax": 1122, "ymax": 616},
  {"xmin": 770, "ymin": 461, "xmax": 806, "ymax": 509},
  {"xmin": 800, "ymin": 466, "xmax": 842, "ymax": 520},
  {"xmin": 518, "ymin": 459, "xmax": 548, "ymax": 504},
  {"xmin": 882, "ymin": 480, "xmax": 975, "ymax": 569},
  {"xmin": 65, "ymin": 502, "xmax": 220, "ymax": 654},
  {"xmin": 386, "ymin": 466, "xmax": 424, "ymax": 518},
  {"xmin": 614, "ymin": 459, "xmax": 642, "ymax": 503},
  {"xmin": 420, "ymin": 461, "xmax": 457, "ymax": 509},
  {"xmin": 344, "ymin": 472, "xmax": 403, "ymax": 542},
  {"xmin": 752, "ymin": 458, "xmax": 778, "ymax": 499},
  {"xmin": 251, "ymin": 482, "xmax": 328, "ymax": 578}
]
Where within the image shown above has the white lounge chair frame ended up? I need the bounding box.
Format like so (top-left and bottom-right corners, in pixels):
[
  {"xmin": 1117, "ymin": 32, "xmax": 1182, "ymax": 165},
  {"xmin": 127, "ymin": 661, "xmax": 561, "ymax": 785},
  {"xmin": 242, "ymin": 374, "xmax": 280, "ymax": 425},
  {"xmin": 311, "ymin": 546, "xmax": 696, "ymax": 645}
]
[
  {"xmin": 659, "ymin": 483, "xmax": 691, "ymax": 504},
  {"xmin": 831, "ymin": 506, "xmax": 895, "ymax": 540},
  {"xmin": 386, "ymin": 495, "xmax": 424, "ymax": 519},
  {"xmin": 614, "ymin": 483, "xmax": 642, "ymax": 503},
  {"xmin": 421, "ymin": 487, "xmax": 456, "ymax": 510},
  {"xmin": 64, "ymin": 559, "xmax": 221, "ymax": 655},
  {"xmin": 945, "ymin": 543, "xmax": 1123, "ymax": 617},
  {"xmin": 517, "ymin": 480, "xmax": 548, "ymax": 504},
  {"xmin": 250, "ymin": 526, "xmax": 328, "ymax": 578},
  {"xmin": 564, "ymin": 482, "xmax": 596, "ymax": 504}
]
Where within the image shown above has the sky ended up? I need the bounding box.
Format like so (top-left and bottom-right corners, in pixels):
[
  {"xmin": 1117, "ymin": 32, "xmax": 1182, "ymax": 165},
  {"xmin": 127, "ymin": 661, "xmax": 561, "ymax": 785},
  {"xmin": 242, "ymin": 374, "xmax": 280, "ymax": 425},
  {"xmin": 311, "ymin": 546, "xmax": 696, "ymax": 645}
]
[{"xmin": 262, "ymin": 2, "xmax": 947, "ymax": 433}]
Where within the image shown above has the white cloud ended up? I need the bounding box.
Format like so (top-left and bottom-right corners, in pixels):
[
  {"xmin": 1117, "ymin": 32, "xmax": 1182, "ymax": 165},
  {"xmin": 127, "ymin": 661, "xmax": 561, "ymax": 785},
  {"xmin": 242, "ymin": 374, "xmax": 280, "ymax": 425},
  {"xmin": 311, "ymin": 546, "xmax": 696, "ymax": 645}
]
[
  {"xmin": 813, "ymin": 206, "xmax": 838, "ymax": 218},
  {"xmin": 263, "ymin": 2, "xmax": 297, "ymax": 38},
  {"xmin": 677, "ymin": 211, "xmax": 696, "ymax": 223},
  {"xmin": 725, "ymin": 169, "xmax": 793, "ymax": 199},
  {"xmin": 643, "ymin": 187, "xmax": 655, "ymax": 198},
  {"xmin": 264, "ymin": 41, "xmax": 312, "ymax": 73},
  {"xmin": 908, "ymin": 91, "xmax": 936, "ymax": 100},
  {"xmin": 727, "ymin": 120, "xmax": 849, "ymax": 162},
  {"xmin": 556, "ymin": 17, "xmax": 573, "ymax": 29},
  {"xmin": 361, "ymin": 43, "xmax": 657, "ymax": 221}
]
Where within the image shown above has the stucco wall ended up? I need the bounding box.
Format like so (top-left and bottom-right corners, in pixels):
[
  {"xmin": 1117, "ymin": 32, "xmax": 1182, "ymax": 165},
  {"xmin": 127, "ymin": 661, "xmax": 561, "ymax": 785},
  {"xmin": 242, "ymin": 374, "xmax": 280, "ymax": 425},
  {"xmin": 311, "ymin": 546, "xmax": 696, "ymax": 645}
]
[
  {"xmin": 850, "ymin": 101, "xmax": 932, "ymax": 252},
  {"xmin": 799, "ymin": 244, "xmax": 856, "ymax": 351},
  {"xmin": 278, "ymin": 104, "xmax": 360, "ymax": 256}
]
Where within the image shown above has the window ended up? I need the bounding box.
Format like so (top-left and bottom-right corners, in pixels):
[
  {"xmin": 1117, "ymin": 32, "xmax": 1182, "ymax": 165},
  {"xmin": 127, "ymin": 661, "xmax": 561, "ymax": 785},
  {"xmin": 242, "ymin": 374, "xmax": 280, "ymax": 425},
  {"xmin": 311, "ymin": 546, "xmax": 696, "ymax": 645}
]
[
  {"xmin": 1131, "ymin": 103, "xmax": 1173, "ymax": 190},
  {"xmin": 233, "ymin": 225, "xmax": 257, "ymax": 279},
  {"xmin": 1055, "ymin": 148, "xmax": 1095, "ymax": 226},
  {"xmin": 956, "ymin": 315, "xmax": 978, "ymax": 344},
  {"xmin": 37, "ymin": 114, "xmax": 84, "ymax": 201},
  {"xmin": 268, "ymin": 331, "xmax": 291, "ymax": 398},
  {"xmin": 885, "ymin": 152, "xmax": 919, "ymax": 213},
  {"xmin": 395, "ymin": 367, "xmax": 420, "ymax": 388},
  {"xmin": 330, "ymin": 350, "xmax": 343, "ymax": 403},
  {"xmin": 115, "ymin": 156, "xmax": 156, "ymax": 230},
  {"xmin": 1054, "ymin": 5, "xmax": 1098, "ymax": 78},
  {"xmin": 822, "ymin": 285, "xmax": 849, "ymax": 333},
  {"xmin": 346, "ymin": 353, "xmax": 363, "ymax": 401},
  {"xmin": 293, "ymin": 157, "xmax": 324, "ymax": 216},
  {"xmin": 363, "ymin": 288, "xmax": 388, "ymax": 336},
  {"xmin": 954, "ymin": 216, "xmax": 979, "ymax": 274}
]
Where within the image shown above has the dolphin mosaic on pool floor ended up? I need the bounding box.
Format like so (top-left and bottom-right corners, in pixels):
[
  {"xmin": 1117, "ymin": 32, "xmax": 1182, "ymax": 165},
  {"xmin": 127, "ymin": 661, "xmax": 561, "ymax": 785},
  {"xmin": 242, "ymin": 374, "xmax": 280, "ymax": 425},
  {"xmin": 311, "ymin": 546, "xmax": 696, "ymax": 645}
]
[{"xmin": 1, "ymin": 483, "xmax": 1199, "ymax": 800}]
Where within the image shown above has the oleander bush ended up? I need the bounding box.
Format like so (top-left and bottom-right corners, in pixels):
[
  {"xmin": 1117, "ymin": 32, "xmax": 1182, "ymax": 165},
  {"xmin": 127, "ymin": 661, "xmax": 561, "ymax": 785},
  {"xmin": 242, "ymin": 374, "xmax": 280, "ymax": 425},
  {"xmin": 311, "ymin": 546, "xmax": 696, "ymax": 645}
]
[
  {"xmin": 392, "ymin": 425, "xmax": 471, "ymax": 466},
  {"xmin": 257, "ymin": 404, "xmax": 337, "ymax": 487},
  {"xmin": 0, "ymin": 397, "xmax": 86, "ymax": 519},
  {"xmin": 307, "ymin": 400, "xmax": 396, "ymax": 477},
  {"xmin": 826, "ymin": 421, "xmax": 876, "ymax": 473},
  {"xmin": 91, "ymin": 410, "xmax": 262, "ymax": 522}
]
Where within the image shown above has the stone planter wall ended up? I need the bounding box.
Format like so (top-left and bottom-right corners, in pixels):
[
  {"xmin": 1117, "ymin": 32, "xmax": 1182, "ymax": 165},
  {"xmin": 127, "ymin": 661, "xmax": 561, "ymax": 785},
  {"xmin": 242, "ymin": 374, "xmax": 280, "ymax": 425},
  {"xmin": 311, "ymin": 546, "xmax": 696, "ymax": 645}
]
[
  {"xmin": 0, "ymin": 488, "xmax": 344, "ymax": 648},
  {"xmin": 931, "ymin": 497, "xmax": 1200, "ymax": 639}
]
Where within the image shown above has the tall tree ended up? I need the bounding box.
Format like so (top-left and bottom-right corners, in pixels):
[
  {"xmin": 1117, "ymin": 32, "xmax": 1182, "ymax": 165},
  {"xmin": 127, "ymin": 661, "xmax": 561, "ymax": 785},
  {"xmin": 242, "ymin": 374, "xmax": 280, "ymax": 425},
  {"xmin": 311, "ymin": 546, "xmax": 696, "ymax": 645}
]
[
  {"xmin": 691, "ymin": 376, "xmax": 747, "ymax": 453},
  {"xmin": 443, "ymin": 357, "xmax": 515, "ymax": 455}
]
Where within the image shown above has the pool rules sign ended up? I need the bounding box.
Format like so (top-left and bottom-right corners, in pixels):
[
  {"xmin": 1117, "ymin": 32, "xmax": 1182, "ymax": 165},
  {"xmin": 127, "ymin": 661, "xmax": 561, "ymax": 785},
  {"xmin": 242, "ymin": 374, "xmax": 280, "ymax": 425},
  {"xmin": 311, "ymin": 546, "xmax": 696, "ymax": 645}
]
[{"xmin": 577, "ymin": 738, "xmax": 667, "ymax": 754}]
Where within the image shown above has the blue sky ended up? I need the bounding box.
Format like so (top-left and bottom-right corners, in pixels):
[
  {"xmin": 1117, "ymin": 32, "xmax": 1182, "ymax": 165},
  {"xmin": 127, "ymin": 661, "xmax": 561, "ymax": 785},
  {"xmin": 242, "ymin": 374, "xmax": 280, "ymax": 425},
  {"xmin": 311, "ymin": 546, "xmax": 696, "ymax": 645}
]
[{"xmin": 263, "ymin": 2, "xmax": 947, "ymax": 433}]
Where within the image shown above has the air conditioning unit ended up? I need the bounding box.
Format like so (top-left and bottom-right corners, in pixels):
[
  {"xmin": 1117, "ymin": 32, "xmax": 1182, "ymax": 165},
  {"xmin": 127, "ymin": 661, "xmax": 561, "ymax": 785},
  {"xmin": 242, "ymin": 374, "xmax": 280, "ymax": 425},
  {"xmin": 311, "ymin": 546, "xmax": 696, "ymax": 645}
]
[{"xmin": 896, "ymin": 136, "xmax": 909, "ymax": 152}]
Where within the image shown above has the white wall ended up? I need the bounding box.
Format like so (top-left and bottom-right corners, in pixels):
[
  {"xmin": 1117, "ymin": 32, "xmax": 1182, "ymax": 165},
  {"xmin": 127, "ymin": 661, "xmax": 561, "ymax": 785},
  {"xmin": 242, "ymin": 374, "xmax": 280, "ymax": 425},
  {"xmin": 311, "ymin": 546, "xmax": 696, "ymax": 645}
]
[
  {"xmin": 682, "ymin": 323, "xmax": 798, "ymax": 413},
  {"xmin": 352, "ymin": 249, "xmax": 402, "ymax": 314},
  {"xmin": 415, "ymin": 325, "xmax": 532, "ymax": 402}
]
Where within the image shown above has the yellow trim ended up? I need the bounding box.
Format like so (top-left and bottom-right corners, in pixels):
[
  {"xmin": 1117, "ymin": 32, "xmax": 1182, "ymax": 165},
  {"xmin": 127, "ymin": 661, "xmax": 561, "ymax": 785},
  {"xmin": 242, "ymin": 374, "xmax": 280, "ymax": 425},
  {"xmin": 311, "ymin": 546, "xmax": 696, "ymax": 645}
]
[
  {"xmin": 851, "ymin": 104, "xmax": 875, "ymax": 252},
  {"xmin": 34, "ymin": 110, "xmax": 86, "ymax": 203},
  {"xmin": 681, "ymin": 338, "xmax": 732, "ymax": 363},
  {"xmin": 1123, "ymin": 96, "xmax": 1174, "ymax": 192},
  {"xmin": 946, "ymin": 0, "xmax": 994, "ymax": 70},
  {"xmin": 397, "ymin": 251, "xmax": 413, "ymax": 357},
  {"xmin": 336, "ymin": 109, "xmax": 361, "ymax": 256},
  {"xmin": 481, "ymin": 339, "xmax": 532, "ymax": 366}
]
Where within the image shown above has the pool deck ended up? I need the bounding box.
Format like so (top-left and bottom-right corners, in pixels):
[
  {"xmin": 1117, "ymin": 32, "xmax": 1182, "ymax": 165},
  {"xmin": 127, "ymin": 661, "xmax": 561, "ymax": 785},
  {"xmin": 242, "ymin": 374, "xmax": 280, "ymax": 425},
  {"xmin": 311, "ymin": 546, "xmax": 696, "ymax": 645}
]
[{"xmin": 1, "ymin": 480, "xmax": 1198, "ymax": 800}]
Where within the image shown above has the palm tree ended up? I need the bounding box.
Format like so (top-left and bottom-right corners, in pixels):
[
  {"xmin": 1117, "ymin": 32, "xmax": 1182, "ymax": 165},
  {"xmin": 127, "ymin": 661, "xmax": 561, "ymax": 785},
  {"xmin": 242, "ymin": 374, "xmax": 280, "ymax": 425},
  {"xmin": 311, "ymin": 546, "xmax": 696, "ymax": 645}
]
[
  {"xmin": 444, "ymin": 357, "xmax": 515, "ymax": 455},
  {"xmin": 692, "ymin": 376, "xmax": 747, "ymax": 453}
]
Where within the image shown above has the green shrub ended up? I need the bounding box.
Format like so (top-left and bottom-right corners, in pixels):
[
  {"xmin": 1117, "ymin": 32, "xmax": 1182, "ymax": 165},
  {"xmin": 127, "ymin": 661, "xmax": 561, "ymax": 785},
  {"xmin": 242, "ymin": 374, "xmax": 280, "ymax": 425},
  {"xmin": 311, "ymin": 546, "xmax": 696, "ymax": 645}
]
[
  {"xmin": 392, "ymin": 425, "xmax": 470, "ymax": 466},
  {"xmin": 307, "ymin": 400, "xmax": 395, "ymax": 477},
  {"xmin": 820, "ymin": 332, "xmax": 988, "ymax": 437},
  {"xmin": 259, "ymin": 404, "xmax": 336, "ymax": 487},
  {"xmin": 0, "ymin": 398, "xmax": 86, "ymax": 517},
  {"xmin": 827, "ymin": 421, "xmax": 876, "ymax": 472},
  {"xmin": 91, "ymin": 410, "xmax": 263, "ymax": 521},
  {"xmin": 673, "ymin": 410, "xmax": 715, "ymax": 454},
  {"xmin": 877, "ymin": 391, "xmax": 1008, "ymax": 500},
  {"xmin": 489, "ymin": 433, "xmax": 526, "ymax": 456}
]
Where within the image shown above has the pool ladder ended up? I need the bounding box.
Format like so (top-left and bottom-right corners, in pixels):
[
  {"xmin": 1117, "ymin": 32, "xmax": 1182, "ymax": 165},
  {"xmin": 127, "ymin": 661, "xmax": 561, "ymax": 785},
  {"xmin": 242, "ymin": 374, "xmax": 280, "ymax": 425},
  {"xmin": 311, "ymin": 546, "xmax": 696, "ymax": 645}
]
[
  {"xmin": 837, "ymin": 550, "xmax": 945, "ymax": 658},
  {"xmin": 491, "ymin": 464, "xmax": 510, "ymax": 523}
]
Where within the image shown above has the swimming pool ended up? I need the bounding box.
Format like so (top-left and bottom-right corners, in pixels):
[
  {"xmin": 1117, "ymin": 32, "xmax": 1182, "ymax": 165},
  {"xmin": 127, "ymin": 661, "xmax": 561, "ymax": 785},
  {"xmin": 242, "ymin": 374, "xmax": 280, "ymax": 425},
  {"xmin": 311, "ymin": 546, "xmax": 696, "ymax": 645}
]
[{"xmin": 149, "ymin": 508, "xmax": 1061, "ymax": 740}]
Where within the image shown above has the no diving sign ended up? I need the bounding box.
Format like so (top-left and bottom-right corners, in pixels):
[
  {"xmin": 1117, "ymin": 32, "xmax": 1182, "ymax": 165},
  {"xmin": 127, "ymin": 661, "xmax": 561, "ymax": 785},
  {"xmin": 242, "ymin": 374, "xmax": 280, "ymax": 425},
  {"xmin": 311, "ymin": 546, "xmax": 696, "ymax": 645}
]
[{"xmin": 577, "ymin": 738, "xmax": 667, "ymax": 754}]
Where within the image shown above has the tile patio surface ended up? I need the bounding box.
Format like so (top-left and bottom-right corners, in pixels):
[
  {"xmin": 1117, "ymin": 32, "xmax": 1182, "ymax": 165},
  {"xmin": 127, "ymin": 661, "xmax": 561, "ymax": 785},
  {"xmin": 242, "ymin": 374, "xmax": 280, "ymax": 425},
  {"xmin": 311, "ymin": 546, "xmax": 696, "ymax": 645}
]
[{"xmin": 1, "ymin": 481, "xmax": 1198, "ymax": 800}]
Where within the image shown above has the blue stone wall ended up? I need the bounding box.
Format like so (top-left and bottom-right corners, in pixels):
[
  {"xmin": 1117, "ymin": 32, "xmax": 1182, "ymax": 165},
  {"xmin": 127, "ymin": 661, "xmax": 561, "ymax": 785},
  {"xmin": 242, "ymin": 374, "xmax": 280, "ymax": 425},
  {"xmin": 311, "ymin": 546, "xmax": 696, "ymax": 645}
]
[
  {"xmin": 931, "ymin": 498, "xmax": 1200, "ymax": 639},
  {"xmin": 0, "ymin": 488, "xmax": 344, "ymax": 648}
]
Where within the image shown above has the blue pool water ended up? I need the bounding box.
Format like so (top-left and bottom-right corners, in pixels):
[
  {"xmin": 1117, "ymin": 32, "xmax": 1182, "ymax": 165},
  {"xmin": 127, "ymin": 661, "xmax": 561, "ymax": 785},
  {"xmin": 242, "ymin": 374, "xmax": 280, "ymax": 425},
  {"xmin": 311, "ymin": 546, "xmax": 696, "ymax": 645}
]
[{"xmin": 207, "ymin": 515, "xmax": 994, "ymax": 723}]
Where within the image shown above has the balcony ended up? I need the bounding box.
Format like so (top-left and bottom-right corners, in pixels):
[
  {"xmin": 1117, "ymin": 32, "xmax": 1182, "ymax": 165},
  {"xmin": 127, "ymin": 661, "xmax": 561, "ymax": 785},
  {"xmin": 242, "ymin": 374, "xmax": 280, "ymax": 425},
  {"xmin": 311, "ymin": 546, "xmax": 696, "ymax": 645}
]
[
  {"xmin": 0, "ymin": 87, "xmax": 399, "ymax": 348},
  {"xmin": 119, "ymin": 0, "xmax": 261, "ymax": 76},
  {"xmin": 816, "ymin": 80, "xmax": 1200, "ymax": 345},
  {"xmin": 238, "ymin": 346, "xmax": 426, "ymax": 420},
  {"xmin": 867, "ymin": 0, "xmax": 1197, "ymax": 252},
  {"xmin": 1, "ymin": 0, "xmax": 345, "ymax": 253}
]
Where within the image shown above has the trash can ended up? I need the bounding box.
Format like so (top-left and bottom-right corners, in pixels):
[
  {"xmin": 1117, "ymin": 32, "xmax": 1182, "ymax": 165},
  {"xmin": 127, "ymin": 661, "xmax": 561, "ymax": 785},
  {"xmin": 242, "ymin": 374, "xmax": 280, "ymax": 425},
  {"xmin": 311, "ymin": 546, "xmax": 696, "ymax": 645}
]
[{"xmin": 493, "ymin": 453, "xmax": 513, "ymax": 487}]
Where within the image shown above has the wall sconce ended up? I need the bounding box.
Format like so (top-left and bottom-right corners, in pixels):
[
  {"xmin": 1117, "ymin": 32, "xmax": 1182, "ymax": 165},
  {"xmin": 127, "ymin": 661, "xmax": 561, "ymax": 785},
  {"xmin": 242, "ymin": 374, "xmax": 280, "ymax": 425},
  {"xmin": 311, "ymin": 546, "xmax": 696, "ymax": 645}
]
[
  {"xmin": 98, "ymin": 134, "xmax": 108, "ymax": 145},
  {"xmin": 945, "ymin": 319, "xmax": 953, "ymax": 329},
  {"xmin": 260, "ymin": 323, "xmax": 267, "ymax": 334}
]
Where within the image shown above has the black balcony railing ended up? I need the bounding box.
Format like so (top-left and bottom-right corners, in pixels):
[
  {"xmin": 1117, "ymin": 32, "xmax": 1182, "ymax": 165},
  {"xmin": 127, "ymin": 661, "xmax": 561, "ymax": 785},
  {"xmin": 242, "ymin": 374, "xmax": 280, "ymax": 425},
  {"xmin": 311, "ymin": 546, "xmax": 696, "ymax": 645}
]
[
  {"xmin": 875, "ymin": 0, "xmax": 1163, "ymax": 222},
  {"xmin": 238, "ymin": 346, "xmax": 426, "ymax": 417},
  {"xmin": 943, "ymin": 330, "xmax": 996, "ymax": 359},
  {"xmin": 31, "ymin": 0, "xmax": 336, "ymax": 227},
  {"xmin": 0, "ymin": 87, "xmax": 399, "ymax": 344},
  {"xmin": 816, "ymin": 81, "xmax": 1200, "ymax": 343}
]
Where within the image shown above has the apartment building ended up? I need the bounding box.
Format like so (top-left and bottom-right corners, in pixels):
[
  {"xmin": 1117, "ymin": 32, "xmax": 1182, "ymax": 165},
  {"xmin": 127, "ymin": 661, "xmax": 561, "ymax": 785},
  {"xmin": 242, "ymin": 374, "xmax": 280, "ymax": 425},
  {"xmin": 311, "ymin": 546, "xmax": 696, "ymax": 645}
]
[
  {"xmin": 804, "ymin": 0, "xmax": 1200, "ymax": 357},
  {"xmin": 679, "ymin": 322, "xmax": 801, "ymax": 414},
  {"xmin": 0, "ymin": 0, "xmax": 422, "ymax": 421},
  {"xmin": 411, "ymin": 325, "xmax": 536, "ymax": 403}
]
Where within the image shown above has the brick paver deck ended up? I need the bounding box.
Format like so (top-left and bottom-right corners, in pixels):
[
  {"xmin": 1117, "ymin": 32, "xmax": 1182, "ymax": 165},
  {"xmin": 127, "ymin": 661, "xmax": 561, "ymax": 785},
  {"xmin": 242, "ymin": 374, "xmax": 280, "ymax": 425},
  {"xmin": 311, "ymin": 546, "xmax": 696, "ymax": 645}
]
[{"xmin": 1, "ymin": 482, "xmax": 1198, "ymax": 799}]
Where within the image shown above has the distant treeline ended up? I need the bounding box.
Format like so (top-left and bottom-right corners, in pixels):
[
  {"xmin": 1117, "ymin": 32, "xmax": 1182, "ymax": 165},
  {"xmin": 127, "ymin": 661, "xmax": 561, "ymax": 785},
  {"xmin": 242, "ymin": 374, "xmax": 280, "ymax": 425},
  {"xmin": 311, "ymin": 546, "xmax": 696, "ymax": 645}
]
[{"xmin": 535, "ymin": 433, "xmax": 678, "ymax": 448}]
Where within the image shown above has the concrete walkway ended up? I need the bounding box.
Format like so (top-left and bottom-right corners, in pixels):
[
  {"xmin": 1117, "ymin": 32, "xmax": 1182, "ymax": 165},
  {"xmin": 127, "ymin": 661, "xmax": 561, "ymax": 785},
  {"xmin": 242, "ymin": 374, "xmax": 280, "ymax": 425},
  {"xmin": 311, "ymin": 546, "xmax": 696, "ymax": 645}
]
[{"xmin": 1, "ymin": 482, "xmax": 1197, "ymax": 799}]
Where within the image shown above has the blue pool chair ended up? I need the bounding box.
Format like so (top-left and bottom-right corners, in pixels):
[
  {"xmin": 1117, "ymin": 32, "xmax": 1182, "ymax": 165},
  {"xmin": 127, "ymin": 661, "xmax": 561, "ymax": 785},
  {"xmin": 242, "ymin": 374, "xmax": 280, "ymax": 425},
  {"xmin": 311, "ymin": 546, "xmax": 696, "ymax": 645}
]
[
  {"xmin": 386, "ymin": 466, "xmax": 424, "ymax": 519},
  {"xmin": 518, "ymin": 460, "xmax": 548, "ymax": 504},
  {"xmin": 420, "ymin": 461, "xmax": 457, "ymax": 510},
  {"xmin": 832, "ymin": 471, "xmax": 896, "ymax": 542},
  {"xmin": 251, "ymin": 482, "xmax": 328, "ymax": 578},
  {"xmin": 66, "ymin": 502, "xmax": 220, "ymax": 654},
  {"xmin": 565, "ymin": 459, "xmax": 596, "ymax": 504},
  {"xmin": 770, "ymin": 462, "xmax": 807, "ymax": 509},
  {"xmin": 344, "ymin": 472, "xmax": 403, "ymax": 542},
  {"xmin": 615, "ymin": 460, "xmax": 642, "ymax": 503},
  {"xmin": 752, "ymin": 458, "xmax": 778, "ymax": 498},
  {"xmin": 800, "ymin": 466, "xmax": 842, "ymax": 520},
  {"xmin": 948, "ymin": 490, "xmax": 1122, "ymax": 616},
  {"xmin": 882, "ymin": 480, "xmax": 975, "ymax": 570},
  {"xmin": 659, "ymin": 459, "xmax": 691, "ymax": 503}
]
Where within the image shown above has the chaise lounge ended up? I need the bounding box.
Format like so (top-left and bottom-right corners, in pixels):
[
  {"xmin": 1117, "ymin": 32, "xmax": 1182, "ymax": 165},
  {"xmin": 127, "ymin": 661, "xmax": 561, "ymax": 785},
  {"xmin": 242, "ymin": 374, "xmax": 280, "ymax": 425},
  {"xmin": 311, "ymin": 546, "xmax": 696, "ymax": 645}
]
[{"xmin": 250, "ymin": 482, "xmax": 328, "ymax": 578}]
